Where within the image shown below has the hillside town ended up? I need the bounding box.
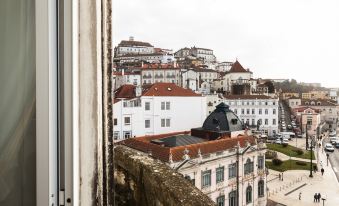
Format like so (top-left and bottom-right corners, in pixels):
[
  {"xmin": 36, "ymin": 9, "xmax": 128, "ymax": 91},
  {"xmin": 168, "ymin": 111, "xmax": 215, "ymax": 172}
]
[{"xmin": 113, "ymin": 37, "xmax": 339, "ymax": 206}]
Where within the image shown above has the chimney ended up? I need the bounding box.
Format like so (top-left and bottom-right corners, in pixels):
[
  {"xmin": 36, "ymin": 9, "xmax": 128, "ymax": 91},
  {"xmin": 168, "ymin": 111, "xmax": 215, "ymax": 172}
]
[
  {"xmin": 135, "ymin": 85, "xmax": 142, "ymax": 97},
  {"xmin": 129, "ymin": 36, "xmax": 134, "ymax": 41}
]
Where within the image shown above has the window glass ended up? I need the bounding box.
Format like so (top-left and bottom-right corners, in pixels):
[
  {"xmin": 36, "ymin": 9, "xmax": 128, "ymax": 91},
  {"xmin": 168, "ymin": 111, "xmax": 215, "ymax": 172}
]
[
  {"xmin": 0, "ymin": 0, "xmax": 36, "ymax": 204},
  {"xmin": 216, "ymin": 195, "xmax": 225, "ymax": 206},
  {"xmin": 201, "ymin": 170, "xmax": 211, "ymax": 187},
  {"xmin": 216, "ymin": 167, "xmax": 224, "ymax": 183}
]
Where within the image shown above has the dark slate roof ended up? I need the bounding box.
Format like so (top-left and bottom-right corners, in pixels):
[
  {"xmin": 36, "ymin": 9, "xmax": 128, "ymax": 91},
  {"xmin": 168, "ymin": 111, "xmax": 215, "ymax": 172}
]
[
  {"xmin": 151, "ymin": 135, "xmax": 207, "ymax": 147},
  {"xmin": 202, "ymin": 103, "xmax": 244, "ymax": 132}
]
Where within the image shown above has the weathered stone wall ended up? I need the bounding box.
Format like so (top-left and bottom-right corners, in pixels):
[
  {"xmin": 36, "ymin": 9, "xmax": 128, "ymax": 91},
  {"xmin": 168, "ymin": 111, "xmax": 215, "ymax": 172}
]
[{"xmin": 114, "ymin": 145, "xmax": 215, "ymax": 206}]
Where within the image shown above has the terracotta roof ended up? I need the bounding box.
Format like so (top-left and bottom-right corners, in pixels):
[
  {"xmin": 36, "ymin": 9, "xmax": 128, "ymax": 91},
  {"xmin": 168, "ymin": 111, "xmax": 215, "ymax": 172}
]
[
  {"xmin": 119, "ymin": 40, "xmax": 153, "ymax": 47},
  {"xmin": 292, "ymin": 107, "xmax": 320, "ymax": 113},
  {"xmin": 113, "ymin": 71, "xmax": 140, "ymax": 76},
  {"xmin": 142, "ymin": 83, "xmax": 201, "ymax": 97},
  {"xmin": 228, "ymin": 60, "xmax": 250, "ymax": 73},
  {"xmin": 114, "ymin": 83, "xmax": 201, "ymax": 99},
  {"xmin": 118, "ymin": 52, "xmax": 170, "ymax": 58},
  {"xmin": 121, "ymin": 134, "xmax": 256, "ymax": 162},
  {"xmin": 224, "ymin": 95, "xmax": 274, "ymax": 99},
  {"xmin": 114, "ymin": 84, "xmax": 136, "ymax": 99},
  {"xmin": 141, "ymin": 63, "xmax": 179, "ymax": 69}
]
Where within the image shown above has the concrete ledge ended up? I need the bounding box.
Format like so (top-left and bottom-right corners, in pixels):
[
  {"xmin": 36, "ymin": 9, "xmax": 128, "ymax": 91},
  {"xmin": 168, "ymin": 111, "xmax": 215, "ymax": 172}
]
[{"xmin": 114, "ymin": 145, "xmax": 215, "ymax": 206}]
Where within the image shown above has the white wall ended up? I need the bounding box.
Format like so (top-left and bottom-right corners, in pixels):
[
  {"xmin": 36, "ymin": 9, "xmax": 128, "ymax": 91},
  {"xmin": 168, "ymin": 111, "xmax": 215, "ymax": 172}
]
[{"xmin": 113, "ymin": 96, "xmax": 207, "ymax": 141}]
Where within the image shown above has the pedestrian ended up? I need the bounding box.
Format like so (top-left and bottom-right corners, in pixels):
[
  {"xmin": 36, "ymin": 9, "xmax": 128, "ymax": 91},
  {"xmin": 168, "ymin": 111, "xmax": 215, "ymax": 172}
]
[
  {"xmin": 278, "ymin": 173, "xmax": 281, "ymax": 180},
  {"xmin": 313, "ymin": 165, "xmax": 317, "ymax": 173},
  {"xmin": 321, "ymin": 168, "xmax": 324, "ymax": 176},
  {"xmin": 319, "ymin": 143, "xmax": 321, "ymax": 148},
  {"xmin": 299, "ymin": 192, "xmax": 301, "ymax": 200},
  {"xmin": 282, "ymin": 172, "xmax": 284, "ymax": 181},
  {"xmin": 317, "ymin": 193, "xmax": 321, "ymax": 202},
  {"xmin": 313, "ymin": 193, "xmax": 317, "ymax": 202}
]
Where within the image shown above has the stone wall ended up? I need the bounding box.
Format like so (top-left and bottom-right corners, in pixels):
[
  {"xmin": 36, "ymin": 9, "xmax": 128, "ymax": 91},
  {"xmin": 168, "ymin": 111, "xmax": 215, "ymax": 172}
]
[{"xmin": 114, "ymin": 145, "xmax": 215, "ymax": 206}]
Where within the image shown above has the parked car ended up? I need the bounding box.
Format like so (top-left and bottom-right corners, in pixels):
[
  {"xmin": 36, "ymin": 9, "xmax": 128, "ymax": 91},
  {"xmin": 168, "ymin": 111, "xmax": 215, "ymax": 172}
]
[
  {"xmin": 287, "ymin": 125, "xmax": 292, "ymax": 129},
  {"xmin": 330, "ymin": 136, "xmax": 338, "ymax": 144},
  {"xmin": 335, "ymin": 140, "xmax": 339, "ymax": 148},
  {"xmin": 274, "ymin": 139, "xmax": 282, "ymax": 144},
  {"xmin": 325, "ymin": 143, "xmax": 335, "ymax": 152},
  {"xmin": 328, "ymin": 130, "xmax": 337, "ymax": 137},
  {"xmin": 281, "ymin": 139, "xmax": 289, "ymax": 145}
]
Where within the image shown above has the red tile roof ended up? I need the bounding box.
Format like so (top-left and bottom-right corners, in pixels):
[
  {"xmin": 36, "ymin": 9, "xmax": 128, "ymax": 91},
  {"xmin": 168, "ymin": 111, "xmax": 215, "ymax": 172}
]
[
  {"xmin": 114, "ymin": 83, "xmax": 201, "ymax": 99},
  {"xmin": 120, "ymin": 133, "xmax": 256, "ymax": 162},
  {"xmin": 141, "ymin": 63, "xmax": 179, "ymax": 69},
  {"xmin": 114, "ymin": 85, "xmax": 136, "ymax": 99},
  {"xmin": 119, "ymin": 40, "xmax": 153, "ymax": 47},
  {"xmin": 113, "ymin": 71, "xmax": 140, "ymax": 76},
  {"xmin": 142, "ymin": 83, "xmax": 201, "ymax": 97},
  {"xmin": 228, "ymin": 60, "xmax": 250, "ymax": 73},
  {"xmin": 292, "ymin": 107, "xmax": 320, "ymax": 113}
]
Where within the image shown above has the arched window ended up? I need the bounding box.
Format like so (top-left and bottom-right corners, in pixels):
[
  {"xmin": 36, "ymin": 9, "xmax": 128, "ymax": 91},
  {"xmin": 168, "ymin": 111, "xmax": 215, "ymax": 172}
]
[
  {"xmin": 246, "ymin": 186, "xmax": 252, "ymax": 203},
  {"xmin": 229, "ymin": 191, "xmax": 236, "ymax": 206},
  {"xmin": 258, "ymin": 180, "xmax": 265, "ymax": 197}
]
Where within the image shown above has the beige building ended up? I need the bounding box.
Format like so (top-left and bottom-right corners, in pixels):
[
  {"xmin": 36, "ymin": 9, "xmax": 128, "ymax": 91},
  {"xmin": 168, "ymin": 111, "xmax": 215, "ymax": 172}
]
[
  {"xmin": 281, "ymin": 92, "xmax": 300, "ymax": 100},
  {"xmin": 287, "ymin": 97, "xmax": 302, "ymax": 108},
  {"xmin": 301, "ymin": 90, "xmax": 329, "ymax": 100}
]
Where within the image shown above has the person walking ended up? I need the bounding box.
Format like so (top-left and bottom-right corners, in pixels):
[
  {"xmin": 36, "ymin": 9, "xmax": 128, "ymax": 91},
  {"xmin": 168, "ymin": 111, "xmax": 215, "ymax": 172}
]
[
  {"xmin": 317, "ymin": 193, "xmax": 321, "ymax": 202},
  {"xmin": 299, "ymin": 192, "xmax": 302, "ymax": 200},
  {"xmin": 278, "ymin": 173, "xmax": 281, "ymax": 180},
  {"xmin": 321, "ymin": 168, "xmax": 324, "ymax": 176},
  {"xmin": 282, "ymin": 172, "xmax": 284, "ymax": 181},
  {"xmin": 314, "ymin": 193, "xmax": 317, "ymax": 202}
]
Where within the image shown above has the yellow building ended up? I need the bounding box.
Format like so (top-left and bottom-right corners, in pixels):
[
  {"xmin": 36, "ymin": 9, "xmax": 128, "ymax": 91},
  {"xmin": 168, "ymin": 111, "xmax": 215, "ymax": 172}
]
[{"xmin": 301, "ymin": 91, "xmax": 329, "ymax": 100}]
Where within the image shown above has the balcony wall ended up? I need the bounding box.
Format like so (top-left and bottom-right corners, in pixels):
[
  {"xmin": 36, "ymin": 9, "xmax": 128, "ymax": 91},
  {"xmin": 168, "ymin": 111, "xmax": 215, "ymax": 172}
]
[{"xmin": 114, "ymin": 145, "xmax": 215, "ymax": 206}]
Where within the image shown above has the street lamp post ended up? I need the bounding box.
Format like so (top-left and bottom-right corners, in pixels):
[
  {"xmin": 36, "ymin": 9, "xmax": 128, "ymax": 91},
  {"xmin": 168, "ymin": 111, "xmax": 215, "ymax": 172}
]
[
  {"xmin": 309, "ymin": 137, "xmax": 314, "ymax": 178},
  {"xmin": 321, "ymin": 195, "xmax": 326, "ymax": 206}
]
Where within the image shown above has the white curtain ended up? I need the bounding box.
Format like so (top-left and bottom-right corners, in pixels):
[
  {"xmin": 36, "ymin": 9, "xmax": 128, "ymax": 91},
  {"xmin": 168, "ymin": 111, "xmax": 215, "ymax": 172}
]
[{"xmin": 0, "ymin": 0, "xmax": 36, "ymax": 205}]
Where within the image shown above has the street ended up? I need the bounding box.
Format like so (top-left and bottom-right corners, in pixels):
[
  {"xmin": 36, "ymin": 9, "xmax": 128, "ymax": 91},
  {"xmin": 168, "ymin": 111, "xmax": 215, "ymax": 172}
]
[{"xmin": 323, "ymin": 132, "xmax": 339, "ymax": 182}]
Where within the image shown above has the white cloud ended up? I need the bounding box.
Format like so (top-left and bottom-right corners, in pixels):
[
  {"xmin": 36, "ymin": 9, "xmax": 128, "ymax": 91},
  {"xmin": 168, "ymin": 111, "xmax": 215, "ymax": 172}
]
[{"xmin": 113, "ymin": 0, "xmax": 339, "ymax": 87}]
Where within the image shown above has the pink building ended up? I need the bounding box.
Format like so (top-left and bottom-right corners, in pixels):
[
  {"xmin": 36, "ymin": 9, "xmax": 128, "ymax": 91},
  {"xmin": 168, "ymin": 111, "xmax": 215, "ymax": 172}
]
[{"xmin": 292, "ymin": 107, "xmax": 321, "ymax": 136}]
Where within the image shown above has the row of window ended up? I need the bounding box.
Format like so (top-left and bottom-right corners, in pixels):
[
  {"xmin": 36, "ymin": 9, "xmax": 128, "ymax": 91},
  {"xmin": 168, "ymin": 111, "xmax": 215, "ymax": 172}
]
[
  {"xmin": 143, "ymin": 79, "xmax": 177, "ymax": 84},
  {"xmin": 226, "ymin": 101, "xmax": 277, "ymax": 106},
  {"xmin": 113, "ymin": 117, "xmax": 171, "ymax": 128},
  {"xmin": 201, "ymin": 157, "xmax": 264, "ymax": 188},
  {"xmin": 113, "ymin": 131, "xmax": 131, "ymax": 140},
  {"xmin": 216, "ymin": 181, "xmax": 265, "ymax": 206},
  {"xmin": 241, "ymin": 118, "xmax": 277, "ymax": 126},
  {"xmin": 234, "ymin": 108, "xmax": 277, "ymax": 115},
  {"xmin": 144, "ymin": 101, "xmax": 171, "ymax": 111}
]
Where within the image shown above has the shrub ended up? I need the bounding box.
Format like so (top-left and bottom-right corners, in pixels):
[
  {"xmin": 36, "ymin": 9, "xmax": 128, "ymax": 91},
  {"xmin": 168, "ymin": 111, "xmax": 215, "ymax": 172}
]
[
  {"xmin": 295, "ymin": 161, "xmax": 307, "ymax": 166},
  {"xmin": 272, "ymin": 158, "xmax": 283, "ymax": 166},
  {"xmin": 265, "ymin": 150, "xmax": 277, "ymax": 159},
  {"xmin": 295, "ymin": 149, "xmax": 304, "ymax": 155},
  {"xmin": 282, "ymin": 144, "xmax": 288, "ymax": 148}
]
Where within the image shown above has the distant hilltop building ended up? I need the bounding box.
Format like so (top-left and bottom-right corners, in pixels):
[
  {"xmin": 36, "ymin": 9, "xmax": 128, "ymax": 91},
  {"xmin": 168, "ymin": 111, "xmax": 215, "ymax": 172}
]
[
  {"xmin": 175, "ymin": 46, "xmax": 217, "ymax": 64},
  {"xmin": 299, "ymin": 82, "xmax": 321, "ymax": 88},
  {"xmin": 114, "ymin": 36, "xmax": 174, "ymax": 65}
]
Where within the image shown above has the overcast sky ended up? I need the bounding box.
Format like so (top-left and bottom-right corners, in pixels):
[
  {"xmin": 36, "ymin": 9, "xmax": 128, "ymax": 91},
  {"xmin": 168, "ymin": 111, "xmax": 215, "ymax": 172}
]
[{"xmin": 113, "ymin": 0, "xmax": 339, "ymax": 88}]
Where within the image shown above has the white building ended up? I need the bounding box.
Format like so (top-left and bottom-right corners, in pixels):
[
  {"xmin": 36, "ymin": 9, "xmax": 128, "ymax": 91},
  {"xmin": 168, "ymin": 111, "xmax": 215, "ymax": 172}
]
[
  {"xmin": 114, "ymin": 36, "xmax": 154, "ymax": 56},
  {"xmin": 287, "ymin": 97, "xmax": 302, "ymax": 109},
  {"xmin": 223, "ymin": 95, "xmax": 279, "ymax": 136},
  {"xmin": 190, "ymin": 47, "xmax": 217, "ymax": 63},
  {"xmin": 113, "ymin": 71, "xmax": 141, "ymax": 89},
  {"xmin": 140, "ymin": 64, "xmax": 181, "ymax": 85},
  {"xmin": 195, "ymin": 68, "xmax": 218, "ymax": 83},
  {"xmin": 113, "ymin": 83, "xmax": 207, "ymax": 141},
  {"xmin": 181, "ymin": 69, "xmax": 199, "ymax": 91},
  {"xmin": 174, "ymin": 47, "xmax": 216, "ymax": 63},
  {"xmin": 121, "ymin": 103, "xmax": 267, "ymax": 206},
  {"xmin": 216, "ymin": 61, "xmax": 233, "ymax": 72}
]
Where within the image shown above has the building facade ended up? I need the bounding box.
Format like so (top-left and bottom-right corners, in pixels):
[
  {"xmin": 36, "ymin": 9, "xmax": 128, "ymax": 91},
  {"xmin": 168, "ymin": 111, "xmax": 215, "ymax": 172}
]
[
  {"xmin": 140, "ymin": 64, "xmax": 181, "ymax": 85},
  {"xmin": 292, "ymin": 107, "xmax": 321, "ymax": 136},
  {"xmin": 223, "ymin": 95, "xmax": 279, "ymax": 136},
  {"xmin": 113, "ymin": 71, "xmax": 141, "ymax": 89},
  {"xmin": 121, "ymin": 103, "xmax": 267, "ymax": 206}
]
